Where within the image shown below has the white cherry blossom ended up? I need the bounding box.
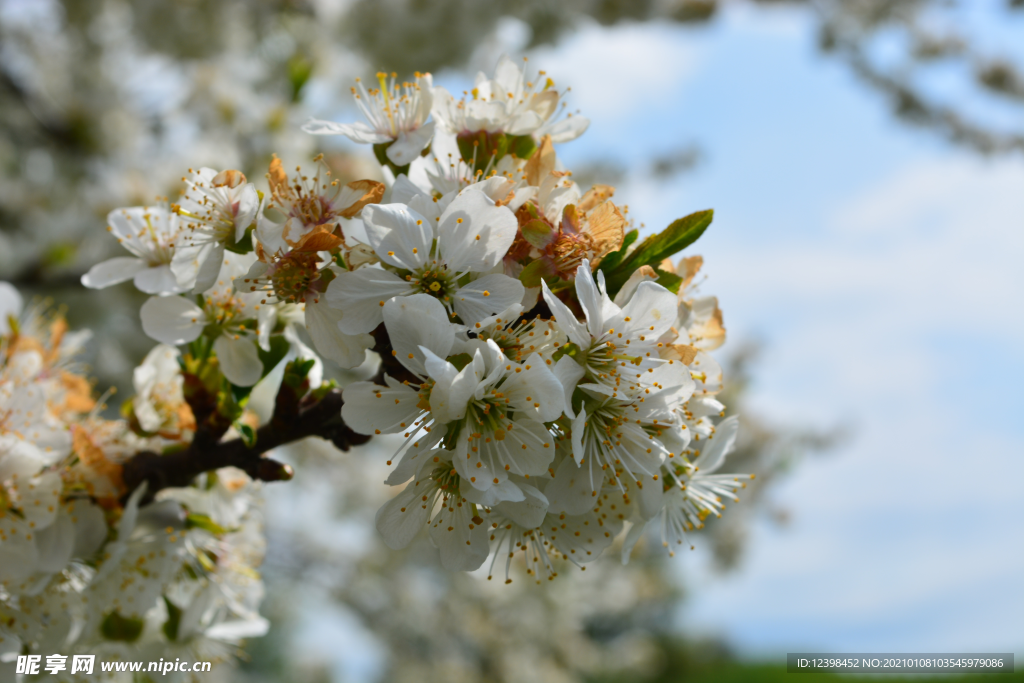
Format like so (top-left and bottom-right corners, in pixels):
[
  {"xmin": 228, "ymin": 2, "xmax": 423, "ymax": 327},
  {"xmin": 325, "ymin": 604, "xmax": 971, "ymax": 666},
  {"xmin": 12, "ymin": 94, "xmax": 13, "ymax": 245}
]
[
  {"xmin": 170, "ymin": 167, "xmax": 261, "ymax": 293},
  {"xmin": 375, "ymin": 451, "xmax": 490, "ymax": 571},
  {"xmin": 82, "ymin": 205, "xmax": 188, "ymax": 295},
  {"xmin": 327, "ymin": 186, "xmax": 524, "ymax": 333},
  {"xmin": 304, "ymin": 72, "xmax": 435, "ymax": 167},
  {"xmin": 140, "ymin": 253, "xmax": 264, "ymax": 386},
  {"xmin": 432, "ymin": 55, "xmax": 589, "ymax": 142}
]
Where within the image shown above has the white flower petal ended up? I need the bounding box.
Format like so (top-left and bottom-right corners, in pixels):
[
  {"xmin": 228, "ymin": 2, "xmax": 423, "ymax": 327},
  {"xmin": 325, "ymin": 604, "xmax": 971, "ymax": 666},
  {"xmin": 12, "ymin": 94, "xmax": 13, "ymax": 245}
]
[
  {"xmin": 326, "ymin": 267, "xmax": 415, "ymax": 334},
  {"xmin": 69, "ymin": 500, "xmax": 108, "ymax": 558},
  {"xmin": 547, "ymin": 508, "xmax": 615, "ymax": 563},
  {"xmin": 234, "ymin": 184, "xmax": 261, "ymax": 242},
  {"xmin": 538, "ymin": 115, "xmax": 590, "ymax": 143},
  {"xmin": 305, "ymin": 297, "xmax": 373, "ymax": 368},
  {"xmin": 341, "ymin": 381, "xmax": 422, "ymax": 436},
  {"xmin": 383, "ymin": 294, "xmax": 456, "ymax": 376},
  {"xmin": 500, "ymin": 353, "xmax": 564, "ymax": 423},
  {"xmin": 493, "ymin": 482, "xmax": 549, "ymax": 529},
  {"xmin": 545, "ymin": 452, "xmax": 597, "ymax": 516},
  {"xmin": 692, "ymin": 414, "xmax": 740, "ymax": 474},
  {"xmin": 422, "ymin": 351, "xmax": 473, "ymax": 425},
  {"xmin": 140, "ymin": 296, "xmax": 206, "ymax": 345},
  {"xmin": 134, "ymin": 264, "xmax": 186, "ymax": 295},
  {"xmin": 80, "ymin": 257, "xmax": 147, "ymax": 289},
  {"xmin": 390, "ymin": 174, "xmax": 429, "ymax": 205},
  {"xmin": 213, "ymin": 335, "xmax": 262, "ymax": 387},
  {"xmin": 620, "ymin": 519, "xmax": 648, "ymax": 565},
  {"xmin": 33, "ymin": 511, "xmax": 75, "ymax": 574},
  {"xmin": 552, "ymin": 355, "xmax": 586, "ymax": 419},
  {"xmin": 452, "ymin": 273, "xmax": 524, "ymax": 325},
  {"xmin": 616, "ymin": 281, "xmax": 678, "ymax": 340},
  {"xmin": 429, "ymin": 500, "xmax": 489, "ymax": 571},
  {"xmin": 437, "ymin": 189, "xmax": 517, "ymax": 272},
  {"xmin": 301, "ymin": 119, "xmax": 391, "ymax": 143},
  {"xmin": 541, "ymin": 279, "xmax": 589, "ymax": 348},
  {"xmin": 0, "ymin": 281, "xmax": 23, "ymax": 335},
  {"xmin": 386, "ymin": 121, "xmax": 435, "ymax": 165},
  {"xmin": 362, "ymin": 203, "xmax": 432, "ymax": 270},
  {"xmin": 375, "ymin": 476, "xmax": 431, "ymax": 549},
  {"xmin": 574, "ymin": 261, "xmax": 606, "ymax": 334}
]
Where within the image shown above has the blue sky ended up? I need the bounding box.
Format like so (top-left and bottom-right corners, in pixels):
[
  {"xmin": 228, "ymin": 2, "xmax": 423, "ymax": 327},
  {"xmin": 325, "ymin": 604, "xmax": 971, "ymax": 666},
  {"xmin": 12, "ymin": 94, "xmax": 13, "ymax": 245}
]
[{"xmin": 519, "ymin": 5, "xmax": 1024, "ymax": 658}]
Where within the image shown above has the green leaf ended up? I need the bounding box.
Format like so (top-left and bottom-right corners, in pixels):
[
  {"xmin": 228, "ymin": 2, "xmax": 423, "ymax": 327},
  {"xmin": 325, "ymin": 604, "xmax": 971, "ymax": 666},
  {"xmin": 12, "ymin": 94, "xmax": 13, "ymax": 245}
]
[
  {"xmin": 597, "ymin": 229, "xmax": 639, "ymax": 275},
  {"xmin": 101, "ymin": 611, "xmax": 144, "ymax": 642},
  {"xmin": 185, "ymin": 512, "xmax": 229, "ymax": 535},
  {"xmin": 605, "ymin": 209, "xmax": 713, "ymax": 295},
  {"xmin": 162, "ymin": 596, "xmax": 183, "ymax": 642},
  {"xmin": 652, "ymin": 268, "xmax": 683, "ymax": 294}
]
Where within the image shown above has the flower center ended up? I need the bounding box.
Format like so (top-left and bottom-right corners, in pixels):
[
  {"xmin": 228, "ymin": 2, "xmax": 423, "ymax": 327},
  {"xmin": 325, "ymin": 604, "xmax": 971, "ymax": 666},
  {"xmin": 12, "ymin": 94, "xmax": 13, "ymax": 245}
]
[
  {"xmin": 431, "ymin": 463, "xmax": 461, "ymax": 492},
  {"xmin": 290, "ymin": 194, "xmax": 337, "ymax": 228},
  {"xmin": 270, "ymin": 252, "xmax": 321, "ymax": 304},
  {"xmin": 407, "ymin": 265, "xmax": 456, "ymax": 303}
]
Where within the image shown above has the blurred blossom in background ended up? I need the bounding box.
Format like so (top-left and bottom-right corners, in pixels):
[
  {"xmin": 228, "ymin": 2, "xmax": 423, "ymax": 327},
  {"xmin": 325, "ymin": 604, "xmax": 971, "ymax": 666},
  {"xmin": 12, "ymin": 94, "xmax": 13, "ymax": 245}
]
[{"xmin": 1, "ymin": 0, "xmax": 1021, "ymax": 681}]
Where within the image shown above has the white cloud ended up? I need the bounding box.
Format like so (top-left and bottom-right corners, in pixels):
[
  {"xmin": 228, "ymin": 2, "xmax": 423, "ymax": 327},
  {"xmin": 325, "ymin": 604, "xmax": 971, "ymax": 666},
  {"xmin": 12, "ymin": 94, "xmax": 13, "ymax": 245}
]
[{"xmin": 528, "ymin": 21, "xmax": 704, "ymax": 122}]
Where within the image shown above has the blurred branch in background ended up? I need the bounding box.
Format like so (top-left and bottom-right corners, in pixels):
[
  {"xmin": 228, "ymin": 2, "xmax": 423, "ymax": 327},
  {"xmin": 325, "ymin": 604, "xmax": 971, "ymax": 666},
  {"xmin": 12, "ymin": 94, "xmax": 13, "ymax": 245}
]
[{"xmin": 3, "ymin": 0, "xmax": 1020, "ymax": 301}]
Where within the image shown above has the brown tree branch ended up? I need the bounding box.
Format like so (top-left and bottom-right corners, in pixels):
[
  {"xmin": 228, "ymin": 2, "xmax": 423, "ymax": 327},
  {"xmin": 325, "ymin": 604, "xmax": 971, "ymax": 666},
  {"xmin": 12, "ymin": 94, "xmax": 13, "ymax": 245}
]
[
  {"xmin": 118, "ymin": 328, "xmax": 419, "ymax": 506},
  {"xmin": 121, "ymin": 387, "xmax": 371, "ymax": 505}
]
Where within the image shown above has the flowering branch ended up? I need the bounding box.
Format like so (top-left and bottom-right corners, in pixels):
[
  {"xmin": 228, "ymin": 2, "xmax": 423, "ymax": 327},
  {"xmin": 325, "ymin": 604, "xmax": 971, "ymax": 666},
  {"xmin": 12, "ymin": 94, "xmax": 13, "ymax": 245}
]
[
  {"xmin": 121, "ymin": 385, "xmax": 369, "ymax": 505},
  {"xmin": 120, "ymin": 326, "xmax": 408, "ymax": 505},
  {"xmin": 0, "ymin": 55, "xmax": 751, "ymax": 667}
]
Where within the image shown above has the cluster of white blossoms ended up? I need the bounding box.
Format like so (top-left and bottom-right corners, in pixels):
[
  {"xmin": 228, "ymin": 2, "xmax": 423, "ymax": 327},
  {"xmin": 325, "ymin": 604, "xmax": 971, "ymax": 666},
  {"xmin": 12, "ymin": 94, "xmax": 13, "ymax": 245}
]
[
  {"xmin": 0, "ymin": 285, "xmax": 267, "ymax": 680},
  {"xmin": 0, "ymin": 54, "xmax": 748, "ymax": 680}
]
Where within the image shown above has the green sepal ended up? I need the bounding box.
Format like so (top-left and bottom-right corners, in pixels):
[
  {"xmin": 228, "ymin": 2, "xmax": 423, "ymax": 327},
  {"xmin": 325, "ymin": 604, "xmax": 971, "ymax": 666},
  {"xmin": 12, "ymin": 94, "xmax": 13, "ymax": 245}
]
[
  {"xmin": 100, "ymin": 611, "xmax": 144, "ymax": 643},
  {"xmin": 372, "ymin": 142, "xmax": 411, "ymax": 178},
  {"xmin": 519, "ymin": 259, "xmax": 554, "ymax": 288},
  {"xmin": 162, "ymin": 596, "xmax": 183, "ymax": 642},
  {"xmin": 236, "ymin": 422, "xmax": 257, "ymax": 448},
  {"xmin": 185, "ymin": 512, "xmax": 229, "ymax": 535},
  {"xmin": 310, "ymin": 379, "xmax": 339, "ymax": 401},
  {"xmin": 521, "ymin": 219, "xmax": 555, "ymax": 249},
  {"xmin": 224, "ymin": 225, "xmax": 255, "ymax": 254},
  {"xmin": 509, "ymin": 134, "xmax": 537, "ymax": 160},
  {"xmin": 257, "ymin": 335, "xmax": 290, "ymax": 381},
  {"xmin": 283, "ymin": 358, "xmax": 316, "ymax": 390},
  {"xmin": 457, "ymin": 130, "xmax": 509, "ymax": 173},
  {"xmin": 551, "ymin": 343, "xmax": 580, "ymax": 363},
  {"xmin": 229, "ymin": 382, "xmax": 253, "ymax": 405},
  {"xmin": 447, "ymin": 353, "xmax": 473, "ymax": 370}
]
